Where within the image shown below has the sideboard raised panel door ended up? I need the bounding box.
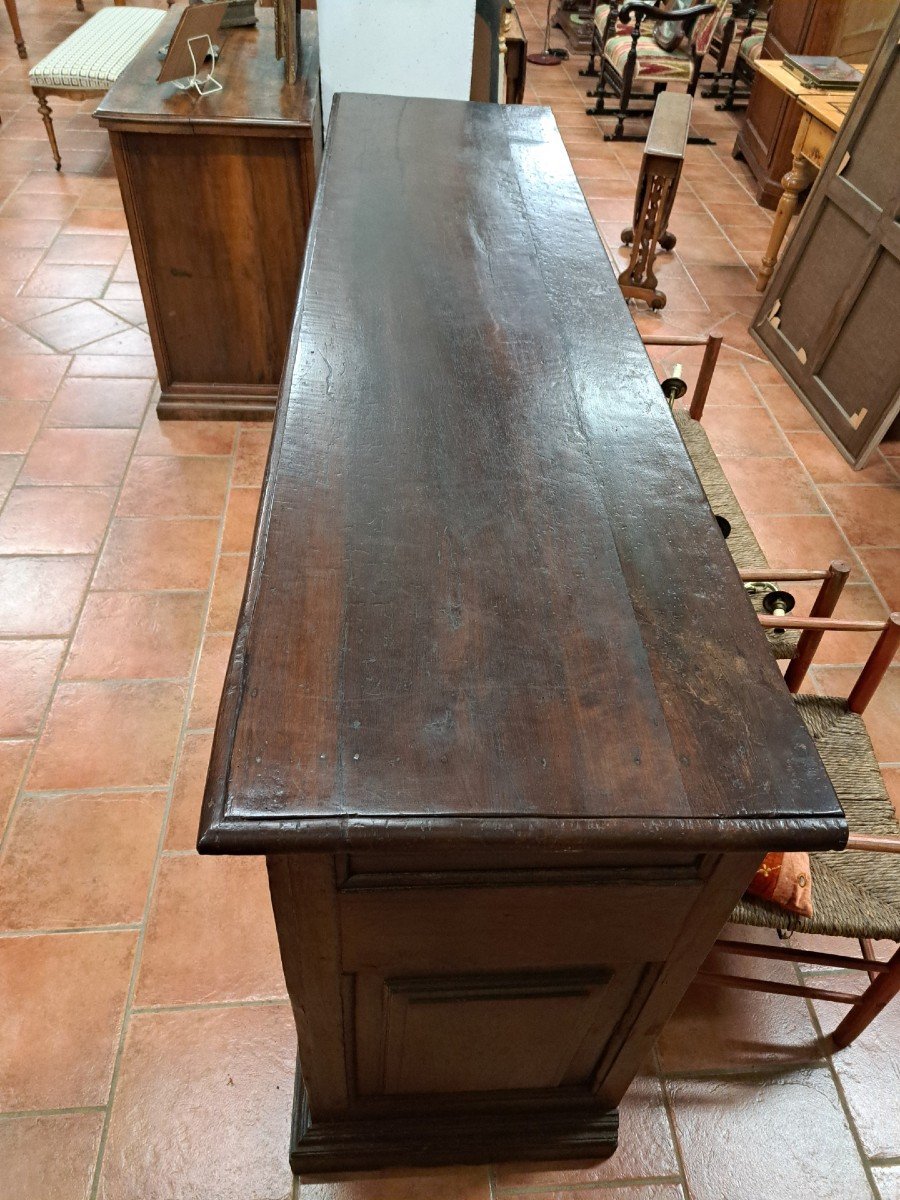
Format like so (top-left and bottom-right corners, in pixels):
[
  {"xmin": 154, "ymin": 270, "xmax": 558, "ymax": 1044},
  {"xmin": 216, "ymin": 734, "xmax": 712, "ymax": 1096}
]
[{"xmin": 751, "ymin": 8, "xmax": 900, "ymax": 467}]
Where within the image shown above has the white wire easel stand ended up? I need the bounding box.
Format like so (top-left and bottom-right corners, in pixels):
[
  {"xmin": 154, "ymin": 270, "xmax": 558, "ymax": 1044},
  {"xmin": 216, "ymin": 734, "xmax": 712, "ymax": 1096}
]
[{"xmin": 175, "ymin": 34, "xmax": 223, "ymax": 96}]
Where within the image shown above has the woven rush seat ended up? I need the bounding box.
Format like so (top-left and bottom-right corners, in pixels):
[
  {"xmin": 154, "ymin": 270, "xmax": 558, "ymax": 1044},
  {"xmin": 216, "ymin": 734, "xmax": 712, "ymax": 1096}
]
[
  {"xmin": 732, "ymin": 695, "xmax": 900, "ymax": 941},
  {"xmin": 673, "ymin": 408, "xmax": 801, "ymax": 659},
  {"xmin": 673, "ymin": 409, "xmax": 767, "ymax": 571},
  {"xmin": 604, "ymin": 33, "xmax": 693, "ymax": 81},
  {"xmin": 28, "ymin": 5, "xmax": 164, "ymax": 89}
]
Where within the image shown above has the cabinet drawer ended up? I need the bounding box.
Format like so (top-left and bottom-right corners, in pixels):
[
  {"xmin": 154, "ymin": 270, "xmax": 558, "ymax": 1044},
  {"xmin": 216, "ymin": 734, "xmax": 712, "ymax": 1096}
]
[{"xmin": 339, "ymin": 879, "xmax": 699, "ymax": 972}]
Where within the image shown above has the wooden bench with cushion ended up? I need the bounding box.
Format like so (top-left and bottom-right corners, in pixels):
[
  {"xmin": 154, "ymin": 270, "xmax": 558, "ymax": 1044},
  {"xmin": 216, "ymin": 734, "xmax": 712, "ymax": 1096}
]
[{"xmin": 28, "ymin": 3, "xmax": 166, "ymax": 170}]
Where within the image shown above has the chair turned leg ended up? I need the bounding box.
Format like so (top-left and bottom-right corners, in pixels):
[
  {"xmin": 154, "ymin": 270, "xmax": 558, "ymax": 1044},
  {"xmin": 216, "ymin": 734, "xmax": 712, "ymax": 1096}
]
[
  {"xmin": 831, "ymin": 946, "xmax": 900, "ymax": 1050},
  {"xmin": 34, "ymin": 91, "xmax": 61, "ymax": 171},
  {"xmin": 4, "ymin": 0, "xmax": 27, "ymax": 57}
]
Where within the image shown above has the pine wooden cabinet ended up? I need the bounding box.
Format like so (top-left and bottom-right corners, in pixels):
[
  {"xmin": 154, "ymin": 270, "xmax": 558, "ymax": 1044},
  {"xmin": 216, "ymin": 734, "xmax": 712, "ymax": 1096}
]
[
  {"xmin": 199, "ymin": 95, "xmax": 845, "ymax": 1173},
  {"xmin": 751, "ymin": 10, "xmax": 900, "ymax": 467}
]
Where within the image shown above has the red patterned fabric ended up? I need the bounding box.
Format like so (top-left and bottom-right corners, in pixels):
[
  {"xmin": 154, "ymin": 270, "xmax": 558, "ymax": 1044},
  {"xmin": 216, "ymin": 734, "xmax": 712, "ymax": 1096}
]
[
  {"xmin": 604, "ymin": 33, "xmax": 692, "ymax": 80},
  {"xmin": 747, "ymin": 852, "xmax": 814, "ymax": 917},
  {"xmin": 693, "ymin": 1, "xmax": 728, "ymax": 57}
]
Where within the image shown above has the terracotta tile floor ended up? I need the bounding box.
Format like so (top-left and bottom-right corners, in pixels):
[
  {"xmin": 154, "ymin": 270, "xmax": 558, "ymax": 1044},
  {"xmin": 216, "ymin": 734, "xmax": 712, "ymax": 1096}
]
[{"xmin": 1, "ymin": 2, "xmax": 898, "ymax": 1198}]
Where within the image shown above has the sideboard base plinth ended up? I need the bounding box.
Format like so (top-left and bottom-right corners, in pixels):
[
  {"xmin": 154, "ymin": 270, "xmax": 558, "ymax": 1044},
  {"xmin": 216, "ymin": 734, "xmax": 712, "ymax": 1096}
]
[{"xmin": 290, "ymin": 1063, "xmax": 619, "ymax": 1173}]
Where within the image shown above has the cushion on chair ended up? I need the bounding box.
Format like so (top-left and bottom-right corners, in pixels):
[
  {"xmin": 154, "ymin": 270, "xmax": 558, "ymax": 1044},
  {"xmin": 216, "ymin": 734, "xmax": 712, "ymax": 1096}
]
[
  {"xmin": 738, "ymin": 31, "xmax": 766, "ymax": 65},
  {"xmin": 604, "ymin": 33, "xmax": 693, "ymax": 81},
  {"xmin": 594, "ymin": 5, "xmax": 625, "ymax": 34},
  {"xmin": 29, "ymin": 6, "xmax": 165, "ymax": 90},
  {"xmin": 733, "ymin": 695, "xmax": 900, "ymax": 942}
]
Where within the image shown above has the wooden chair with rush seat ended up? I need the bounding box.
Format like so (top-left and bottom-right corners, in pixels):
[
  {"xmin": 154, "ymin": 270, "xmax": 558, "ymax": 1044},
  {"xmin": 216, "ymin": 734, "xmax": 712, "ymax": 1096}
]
[
  {"xmin": 584, "ymin": 0, "xmax": 724, "ymax": 141},
  {"xmin": 707, "ymin": 611, "xmax": 900, "ymax": 1050},
  {"xmin": 645, "ymin": 332, "xmax": 852, "ymax": 670}
]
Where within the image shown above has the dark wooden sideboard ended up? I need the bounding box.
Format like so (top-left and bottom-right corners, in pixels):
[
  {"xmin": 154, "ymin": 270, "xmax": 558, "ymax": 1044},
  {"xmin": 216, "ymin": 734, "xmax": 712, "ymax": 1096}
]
[
  {"xmin": 95, "ymin": 10, "xmax": 321, "ymax": 420},
  {"xmin": 199, "ymin": 95, "xmax": 845, "ymax": 1172}
]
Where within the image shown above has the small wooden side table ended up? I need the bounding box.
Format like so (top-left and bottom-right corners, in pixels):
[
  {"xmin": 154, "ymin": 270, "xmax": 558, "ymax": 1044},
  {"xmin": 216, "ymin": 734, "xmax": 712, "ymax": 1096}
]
[
  {"xmin": 752, "ymin": 59, "xmax": 857, "ymax": 293},
  {"xmin": 617, "ymin": 92, "xmax": 691, "ymax": 311}
]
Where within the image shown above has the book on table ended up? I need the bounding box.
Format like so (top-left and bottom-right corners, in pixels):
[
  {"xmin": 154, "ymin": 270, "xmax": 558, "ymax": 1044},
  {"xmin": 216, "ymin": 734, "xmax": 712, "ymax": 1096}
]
[{"xmin": 783, "ymin": 55, "xmax": 862, "ymax": 90}]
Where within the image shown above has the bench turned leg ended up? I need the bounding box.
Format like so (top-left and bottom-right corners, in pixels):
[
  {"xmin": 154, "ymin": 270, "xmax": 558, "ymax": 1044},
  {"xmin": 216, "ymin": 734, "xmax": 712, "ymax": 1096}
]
[
  {"xmin": 34, "ymin": 91, "xmax": 62, "ymax": 171},
  {"xmin": 4, "ymin": 0, "xmax": 27, "ymax": 57}
]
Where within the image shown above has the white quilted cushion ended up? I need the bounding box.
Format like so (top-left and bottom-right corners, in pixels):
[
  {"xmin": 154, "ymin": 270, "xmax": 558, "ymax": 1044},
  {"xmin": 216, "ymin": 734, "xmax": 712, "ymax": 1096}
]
[{"xmin": 29, "ymin": 6, "xmax": 166, "ymax": 90}]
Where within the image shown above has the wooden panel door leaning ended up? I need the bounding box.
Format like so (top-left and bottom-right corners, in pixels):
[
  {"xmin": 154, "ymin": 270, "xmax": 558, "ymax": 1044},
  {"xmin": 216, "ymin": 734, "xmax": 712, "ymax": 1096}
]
[
  {"xmin": 751, "ymin": 7, "xmax": 900, "ymax": 468},
  {"xmin": 199, "ymin": 94, "xmax": 846, "ymax": 1172}
]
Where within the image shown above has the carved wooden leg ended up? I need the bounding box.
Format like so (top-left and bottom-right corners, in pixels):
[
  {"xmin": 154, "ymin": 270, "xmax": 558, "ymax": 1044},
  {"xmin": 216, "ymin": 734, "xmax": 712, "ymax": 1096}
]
[
  {"xmin": 4, "ymin": 0, "xmax": 26, "ymax": 58},
  {"xmin": 756, "ymin": 149, "xmax": 813, "ymax": 292},
  {"xmin": 34, "ymin": 91, "xmax": 62, "ymax": 171}
]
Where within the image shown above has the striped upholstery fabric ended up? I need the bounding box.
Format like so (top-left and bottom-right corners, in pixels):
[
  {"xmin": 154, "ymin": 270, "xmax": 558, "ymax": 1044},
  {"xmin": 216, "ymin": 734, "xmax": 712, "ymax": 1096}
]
[
  {"xmin": 739, "ymin": 31, "xmax": 766, "ymax": 65},
  {"xmin": 604, "ymin": 33, "xmax": 692, "ymax": 81},
  {"xmin": 692, "ymin": 0, "xmax": 727, "ymax": 57},
  {"xmin": 29, "ymin": 6, "xmax": 165, "ymax": 90},
  {"xmin": 594, "ymin": 4, "xmax": 630, "ymax": 36}
]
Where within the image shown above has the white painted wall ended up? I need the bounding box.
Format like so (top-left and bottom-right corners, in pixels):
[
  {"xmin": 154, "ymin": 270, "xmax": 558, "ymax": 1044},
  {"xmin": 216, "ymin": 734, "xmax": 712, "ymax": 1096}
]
[{"xmin": 317, "ymin": 0, "xmax": 478, "ymax": 127}]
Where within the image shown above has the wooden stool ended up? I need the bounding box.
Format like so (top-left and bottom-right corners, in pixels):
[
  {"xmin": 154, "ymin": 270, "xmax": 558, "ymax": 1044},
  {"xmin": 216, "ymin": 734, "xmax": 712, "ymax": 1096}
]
[{"xmin": 28, "ymin": 4, "xmax": 165, "ymax": 170}]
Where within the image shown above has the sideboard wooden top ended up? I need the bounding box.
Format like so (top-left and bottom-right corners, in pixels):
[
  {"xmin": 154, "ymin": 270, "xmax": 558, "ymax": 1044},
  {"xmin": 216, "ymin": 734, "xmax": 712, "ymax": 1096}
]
[
  {"xmin": 95, "ymin": 9, "xmax": 318, "ymax": 132},
  {"xmin": 200, "ymin": 95, "xmax": 844, "ymax": 855}
]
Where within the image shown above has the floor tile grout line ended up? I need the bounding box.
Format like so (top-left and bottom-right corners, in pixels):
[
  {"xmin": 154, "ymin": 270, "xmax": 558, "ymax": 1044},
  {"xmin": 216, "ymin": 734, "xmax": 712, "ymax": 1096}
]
[
  {"xmin": 0, "ymin": 351, "xmax": 135, "ymax": 858},
  {"xmin": 658, "ymin": 1059, "xmax": 835, "ymax": 1083},
  {"xmin": 493, "ymin": 1175, "xmax": 685, "ymax": 1195},
  {"xmin": 739, "ymin": 365, "xmax": 890, "ymax": 610},
  {"xmin": 653, "ymin": 1048, "xmax": 693, "ymax": 1200},
  {"xmin": 0, "ymin": 1104, "xmax": 107, "ymax": 1121},
  {"xmin": 0, "ymin": 923, "xmax": 142, "ymax": 938},
  {"xmin": 19, "ymin": 783, "xmax": 176, "ymax": 799},
  {"xmin": 796, "ymin": 961, "xmax": 884, "ymax": 1200},
  {"xmin": 130, "ymin": 996, "xmax": 290, "ymax": 1016},
  {"xmin": 0, "ymin": 353, "xmax": 73, "ymax": 518},
  {"xmin": 86, "ymin": 414, "xmax": 239, "ymax": 1200}
]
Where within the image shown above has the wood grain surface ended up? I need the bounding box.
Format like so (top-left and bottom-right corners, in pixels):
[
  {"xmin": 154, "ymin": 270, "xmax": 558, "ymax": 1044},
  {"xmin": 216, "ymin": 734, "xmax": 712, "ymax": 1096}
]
[{"xmin": 200, "ymin": 94, "xmax": 844, "ymax": 853}]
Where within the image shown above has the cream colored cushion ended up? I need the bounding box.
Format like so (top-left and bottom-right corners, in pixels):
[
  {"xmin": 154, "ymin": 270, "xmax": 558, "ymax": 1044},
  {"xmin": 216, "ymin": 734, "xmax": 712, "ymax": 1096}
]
[{"xmin": 29, "ymin": 6, "xmax": 165, "ymax": 90}]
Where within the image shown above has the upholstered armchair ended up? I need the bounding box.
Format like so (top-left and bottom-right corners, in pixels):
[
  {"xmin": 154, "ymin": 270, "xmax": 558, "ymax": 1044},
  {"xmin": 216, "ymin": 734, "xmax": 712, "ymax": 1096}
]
[{"xmin": 584, "ymin": 0, "xmax": 722, "ymax": 142}]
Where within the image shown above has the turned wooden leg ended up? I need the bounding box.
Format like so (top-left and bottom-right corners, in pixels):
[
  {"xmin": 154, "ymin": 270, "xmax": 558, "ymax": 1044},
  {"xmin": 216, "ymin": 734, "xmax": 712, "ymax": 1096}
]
[
  {"xmin": 756, "ymin": 147, "xmax": 813, "ymax": 292},
  {"xmin": 34, "ymin": 90, "xmax": 61, "ymax": 171},
  {"xmin": 4, "ymin": 0, "xmax": 26, "ymax": 58},
  {"xmin": 831, "ymin": 946, "xmax": 900, "ymax": 1050}
]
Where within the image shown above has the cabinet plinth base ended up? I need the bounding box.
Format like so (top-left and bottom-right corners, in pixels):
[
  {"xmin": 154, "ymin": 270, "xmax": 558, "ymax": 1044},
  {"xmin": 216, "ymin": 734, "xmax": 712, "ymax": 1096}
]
[
  {"xmin": 290, "ymin": 1064, "xmax": 619, "ymax": 1174},
  {"xmin": 156, "ymin": 385, "xmax": 278, "ymax": 422}
]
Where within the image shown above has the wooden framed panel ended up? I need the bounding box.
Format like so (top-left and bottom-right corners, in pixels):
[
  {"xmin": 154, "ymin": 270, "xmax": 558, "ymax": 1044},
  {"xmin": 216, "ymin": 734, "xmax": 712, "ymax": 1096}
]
[{"xmin": 752, "ymin": 11, "xmax": 900, "ymax": 466}]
